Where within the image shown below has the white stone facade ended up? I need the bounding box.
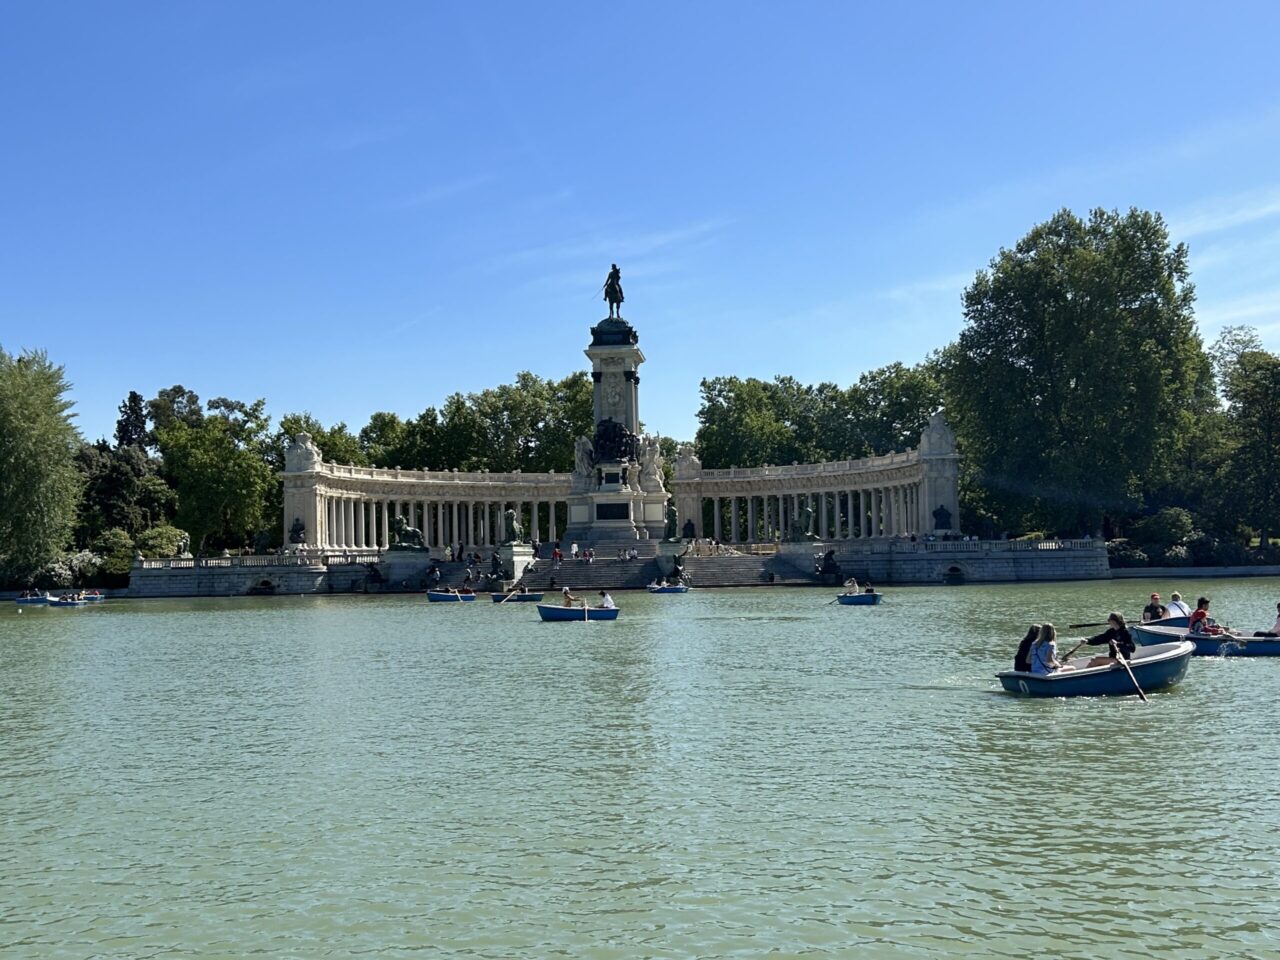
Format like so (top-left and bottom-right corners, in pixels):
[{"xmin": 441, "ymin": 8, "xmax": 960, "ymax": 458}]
[{"xmin": 667, "ymin": 412, "xmax": 961, "ymax": 542}]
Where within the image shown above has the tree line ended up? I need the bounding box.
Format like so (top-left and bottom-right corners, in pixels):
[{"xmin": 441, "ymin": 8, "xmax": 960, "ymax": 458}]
[
  {"xmin": 694, "ymin": 208, "xmax": 1280, "ymax": 566},
  {"xmin": 0, "ymin": 365, "xmax": 592, "ymax": 588}
]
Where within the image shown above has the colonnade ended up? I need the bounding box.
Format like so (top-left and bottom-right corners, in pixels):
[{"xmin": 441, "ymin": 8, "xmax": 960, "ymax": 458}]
[
  {"xmin": 317, "ymin": 495, "xmax": 565, "ymax": 551},
  {"xmin": 697, "ymin": 482, "xmax": 926, "ymax": 543}
]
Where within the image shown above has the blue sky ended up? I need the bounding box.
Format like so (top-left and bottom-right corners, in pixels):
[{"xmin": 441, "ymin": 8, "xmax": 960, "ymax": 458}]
[{"xmin": 5, "ymin": 2, "xmax": 1280, "ymax": 445}]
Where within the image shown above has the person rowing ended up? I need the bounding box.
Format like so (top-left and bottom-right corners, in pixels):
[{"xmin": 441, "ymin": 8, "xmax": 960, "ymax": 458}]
[
  {"xmin": 561, "ymin": 586, "xmax": 581, "ymax": 607},
  {"xmin": 1188, "ymin": 596, "xmax": 1222, "ymax": 635},
  {"xmin": 1080, "ymin": 611, "xmax": 1135, "ymax": 667}
]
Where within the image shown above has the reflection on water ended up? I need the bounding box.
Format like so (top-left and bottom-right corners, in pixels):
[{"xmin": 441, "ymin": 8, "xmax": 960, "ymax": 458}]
[{"xmin": 2, "ymin": 580, "xmax": 1280, "ymax": 957}]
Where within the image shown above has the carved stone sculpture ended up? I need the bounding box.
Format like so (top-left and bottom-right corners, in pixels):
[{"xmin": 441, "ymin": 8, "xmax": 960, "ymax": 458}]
[
  {"xmin": 664, "ymin": 501, "xmax": 679, "ymax": 541},
  {"xmin": 288, "ymin": 518, "xmax": 307, "ymax": 544},
  {"xmin": 389, "ymin": 515, "xmax": 425, "ymax": 549},
  {"xmin": 503, "ymin": 508, "xmax": 523, "ymax": 544},
  {"xmin": 284, "ymin": 432, "xmax": 323, "ymax": 472}
]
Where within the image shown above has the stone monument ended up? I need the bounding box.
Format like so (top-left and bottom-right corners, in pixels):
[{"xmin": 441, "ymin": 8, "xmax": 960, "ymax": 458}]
[{"xmin": 561, "ymin": 271, "xmax": 669, "ymax": 543}]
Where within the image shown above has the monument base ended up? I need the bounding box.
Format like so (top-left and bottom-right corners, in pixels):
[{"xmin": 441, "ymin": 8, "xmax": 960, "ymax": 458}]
[{"xmin": 499, "ymin": 543, "xmax": 535, "ymax": 582}]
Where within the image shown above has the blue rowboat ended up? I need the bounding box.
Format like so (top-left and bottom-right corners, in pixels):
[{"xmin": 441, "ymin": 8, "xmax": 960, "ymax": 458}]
[
  {"xmin": 48, "ymin": 598, "xmax": 89, "ymax": 608},
  {"xmin": 997, "ymin": 641, "xmax": 1193, "ymax": 697},
  {"xmin": 1141, "ymin": 615, "xmax": 1189, "ymax": 629},
  {"xmin": 491, "ymin": 592, "xmax": 544, "ymax": 603},
  {"xmin": 647, "ymin": 585, "xmax": 689, "ymax": 594},
  {"xmin": 84, "ymin": 594, "xmax": 106, "ymax": 603},
  {"xmin": 427, "ymin": 591, "xmax": 476, "ymax": 603},
  {"xmin": 536, "ymin": 604, "xmax": 620, "ymax": 622},
  {"xmin": 14, "ymin": 596, "xmax": 48, "ymax": 605},
  {"xmin": 836, "ymin": 592, "xmax": 882, "ymax": 606},
  {"xmin": 1134, "ymin": 623, "xmax": 1280, "ymax": 657}
]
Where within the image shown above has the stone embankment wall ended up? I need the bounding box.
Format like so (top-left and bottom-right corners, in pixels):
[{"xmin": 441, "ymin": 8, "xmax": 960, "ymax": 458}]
[
  {"xmin": 818, "ymin": 538, "xmax": 1111, "ymax": 584},
  {"xmin": 1110, "ymin": 565, "xmax": 1280, "ymax": 580}
]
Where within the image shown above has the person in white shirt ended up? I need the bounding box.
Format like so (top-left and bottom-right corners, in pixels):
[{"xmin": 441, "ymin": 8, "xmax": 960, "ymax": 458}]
[
  {"xmin": 1165, "ymin": 592, "xmax": 1192, "ymax": 618},
  {"xmin": 597, "ymin": 590, "xmax": 616, "ymax": 609},
  {"xmin": 1253, "ymin": 601, "xmax": 1280, "ymax": 637}
]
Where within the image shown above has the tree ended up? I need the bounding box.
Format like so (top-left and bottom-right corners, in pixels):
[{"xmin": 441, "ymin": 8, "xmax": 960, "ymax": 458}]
[
  {"xmin": 75, "ymin": 441, "xmax": 176, "ymax": 544},
  {"xmin": 114, "ymin": 390, "xmax": 150, "ymax": 449},
  {"xmin": 147, "ymin": 384, "xmax": 204, "ymax": 433},
  {"xmin": 1221, "ymin": 349, "xmax": 1280, "ymax": 544},
  {"xmin": 155, "ymin": 399, "xmax": 273, "ymax": 553},
  {"xmin": 0, "ymin": 348, "xmax": 84, "ymax": 583},
  {"xmin": 942, "ymin": 207, "xmax": 1212, "ymax": 535},
  {"xmin": 135, "ymin": 524, "xmax": 188, "ymax": 558},
  {"xmin": 92, "ymin": 527, "xmax": 136, "ymax": 577}
]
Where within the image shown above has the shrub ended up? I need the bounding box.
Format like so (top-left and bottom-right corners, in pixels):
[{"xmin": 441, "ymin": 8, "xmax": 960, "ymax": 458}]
[
  {"xmin": 1107, "ymin": 539, "xmax": 1149, "ymax": 568},
  {"xmin": 135, "ymin": 525, "xmax": 188, "ymax": 558},
  {"xmin": 1159, "ymin": 545, "xmax": 1193, "ymax": 567},
  {"xmin": 1213, "ymin": 541, "xmax": 1250, "ymax": 567},
  {"xmin": 1129, "ymin": 507, "xmax": 1194, "ymax": 552},
  {"xmin": 1186, "ymin": 532, "xmax": 1218, "ymax": 566},
  {"xmin": 34, "ymin": 550, "xmax": 102, "ymax": 588},
  {"xmin": 92, "ymin": 528, "xmax": 136, "ymax": 577}
]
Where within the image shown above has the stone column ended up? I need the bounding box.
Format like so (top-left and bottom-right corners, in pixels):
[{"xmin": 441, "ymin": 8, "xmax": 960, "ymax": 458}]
[
  {"xmin": 549, "ymin": 502, "xmax": 558, "ymax": 543},
  {"xmin": 747, "ymin": 497, "xmax": 757, "ymax": 543},
  {"xmin": 450, "ymin": 502, "xmax": 459, "ymax": 550},
  {"xmin": 355, "ymin": 499, "xmax": 365, "ymax": 548},
  {"xmin": 712, "ymin": 497, "xmax": 722, "ymax": 541},
  {"xmin": 819, "ymin": 492, "xmax": 828, "ymax": 540}
]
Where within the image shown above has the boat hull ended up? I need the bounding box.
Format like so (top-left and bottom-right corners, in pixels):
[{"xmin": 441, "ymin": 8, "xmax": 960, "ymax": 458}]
[
  {"xmin": 48, "ymin": 599, "xmax": 89, "ymax": 607},
  {"xmin": 14, "ymin": 597, "xmax": 48, "ymax": 605},
  {"xmin": 836, "ymin": 593, "xmax": 882, "ymax": 605},
  {"xmin": 491, "ymin": 593, "xmax": 544, "ymax": 603},
  {"xmin": 1134, "ymin": 623, "xmax": 1280, "ymax": 656},
  {"xmin": 536, "ymin": 604, "xmax": 619, "ymax": 622},
  {"xmin": 647, "ymin": 586, "xmax": 689, "ymax": 594},
  {"xmin": 997, "ymin": 641, "xmax": 1193, "ymax": 697},
  {"xmin": 426, "ymin": 592, "xmax": 476, "ymax": 603}
]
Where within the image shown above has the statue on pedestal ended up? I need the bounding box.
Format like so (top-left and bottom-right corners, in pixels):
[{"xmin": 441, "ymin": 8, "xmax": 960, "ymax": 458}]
[
  {"xmin": 389, "ymin": 515, "xmax": 425, "ymax": 549},
  {"xmin": 288, "ymin": 518, "xmax": 307, "ymax": 546},
  {"xmin": 789, "ymin": 505, "xmax": 817, "ymax": 542},
  {"xmin": 664, "ymin": 501, "xmax": 679, "ymax": 541},
  {"xmin": 603, "ymin": 263, "xmax": 624, "ymax": 319},
  {"xmin": 503, "ymin": 508, "xmax": 524, "ymax": 544}
]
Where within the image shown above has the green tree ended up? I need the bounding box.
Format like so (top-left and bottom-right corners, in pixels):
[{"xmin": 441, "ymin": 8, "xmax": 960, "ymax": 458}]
[
  {"xmin": 75, "ymin": 441, "xmax": 176, "ymax": 544},
  {"xmin": 114, "ymin": 390, "xmax": 150, "ymax": 449},
  {"xmin": 135, "ymin": 524, "xmax": 188, "ymax": 558},
  {"xmin": 0, "ymin": 348, "xmax": 84, "ymax": 583},
  {"xmin": 156, "ymin": 399, "xmax": 273, "ymax": 554},
  {"xmin": 92, "ymin": 527, "xmax": 136, "ymax": 577},
  {"xmin": 1221, "ymin": 349, "xmax": 1280, "ymax": 544},
  {"xmin": 147, "ymin": 384, "xmax": 204, "ymax": 433},
  {"xmin": 942, "ymin": 207, "xmax": 1212, "ymax": 535}
]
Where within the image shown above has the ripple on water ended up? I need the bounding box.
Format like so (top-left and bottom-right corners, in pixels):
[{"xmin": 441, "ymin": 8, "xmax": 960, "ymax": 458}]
[{"xmin": 2, "ymin": 582, "xmax": 1280, "ymax": 957}]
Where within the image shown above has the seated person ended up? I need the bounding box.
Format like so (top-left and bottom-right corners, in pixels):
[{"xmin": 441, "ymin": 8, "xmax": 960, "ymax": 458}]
[
  {"xmin": 1083, "ymin": 612, "xmax": 1135, "ymax": 666},
  {"xmin": 1254, "ymin": 601, "xmax": 1280, "ymax": 638},
  {"xmin": 561, "ymin": 586, "xmax": 580, "ymax": 607},
  {"xmin": 1141, "ymin": 593, "xmax": 1164, "ymax": 622},
  {"xmin": 1014, "ymin": 624, "xmax": 1040, "ymax": 672},
  {"xmin": 598, "ymin": 590, "xmax": 616, "ymax": 609},
  {"xmin": 1029, "ymin": 624, "xmax": 1074, "ymax": 675},
  {"xmin": 1188, "ymin": 596, "xmax": 1222, "ymax": 635},
  {"xmin": 844, "ymin": 577, "xmax": 860, "ymax": 595}
]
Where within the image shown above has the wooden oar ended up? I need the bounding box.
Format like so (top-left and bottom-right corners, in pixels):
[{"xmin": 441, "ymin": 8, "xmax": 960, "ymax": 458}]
[
  {"xmin": 498, "ymin": 588, "xmax": 519, "ymax": 604},
  {"xmin": 1117, "ymin": 654, "xmax": 1149, "ymax": 703}
]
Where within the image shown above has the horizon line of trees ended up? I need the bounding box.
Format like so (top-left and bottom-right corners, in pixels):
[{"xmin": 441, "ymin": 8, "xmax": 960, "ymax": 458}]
[{"xmin": 6, "ymin": 206, "xmax": 1280, "ymax": 586}]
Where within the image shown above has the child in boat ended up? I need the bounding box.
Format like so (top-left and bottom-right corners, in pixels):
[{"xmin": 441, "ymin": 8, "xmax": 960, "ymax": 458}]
[
  {"xmin": 1029, "ymin": 624, "xmax": 1074, "ymax": 675},
  {"xmin": 1014, "ymin": 625, "xmax": 1040, "ymax": 672},
  {"xmin": 1082, "ymin": 612, "xmax": 1135, "ymax": 666},
  {"xmin": 1188, "ymin": 597, "xmax": 1222, "ymax": 635}
]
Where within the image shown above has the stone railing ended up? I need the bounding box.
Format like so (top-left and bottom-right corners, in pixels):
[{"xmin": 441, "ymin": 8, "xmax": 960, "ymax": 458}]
[
  {"xmin": 693, "ymin": 450, "xmax": 917, "ymax": 481},
  {"xmin": 318, "ymin": 462, "xmax": 562, "ymax": 485},
  {"xmin": 834, "ymin": 538, "xmax": 1104, "ymax": 554},
  {"xmin": 136, "ymin": 550, "xmax": 386, "ymax": 570}
]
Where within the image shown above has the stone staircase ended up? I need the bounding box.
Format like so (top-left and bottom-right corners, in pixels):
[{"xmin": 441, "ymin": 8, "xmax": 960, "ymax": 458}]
[
  {"xmin": 680, "ymin": 554, "xmax": 815, "ymax": 587},
  {"xmin": 520, "ymin": 558, "xmax": 660, "ymax": 593}
]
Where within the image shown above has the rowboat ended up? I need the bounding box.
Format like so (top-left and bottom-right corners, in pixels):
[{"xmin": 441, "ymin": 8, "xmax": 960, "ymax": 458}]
[
  {"xmin": 48, "ymin": 598, "xmax": 89, "ymax": 608},
  {"xmin": 491, "ymin": 592, "xmax": 544, "ymax": 603},
  {"xmin": 997, "ymin": 641, "xmax": 1193, "ymax": 697},
  {"xmin": 1133, "ymin": 623, "xmax": 1280, "ymax": 657},
  {"xmin": 647, "ymin": 585, "xmax": 689, "ymax": 594},
  {"xmin": 836, "ymin": 592, "xmax": 882, "ymax": 606},
  {"xmin": 84, "ymin": 594, "xmax": 106, "ymax": 603},
  {"xmin": 427, "ymin": 591, "xmax": 476, "ymax": 603},
  {"xmin": 536, "ymin": 604, "xmax": 620, "ymax": 622},
  {"xmin": 14, "ymin": 596, "xmax": 48, "ymax": 606}
]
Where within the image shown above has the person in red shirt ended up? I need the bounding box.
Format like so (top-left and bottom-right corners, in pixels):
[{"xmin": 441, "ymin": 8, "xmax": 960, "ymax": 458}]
[{"xmin": 1188, "ymin": 596, "xmax": 1221, "ymax": 635}]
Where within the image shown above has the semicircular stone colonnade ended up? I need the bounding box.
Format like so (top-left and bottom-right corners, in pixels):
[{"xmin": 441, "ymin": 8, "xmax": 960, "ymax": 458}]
[{"xmin": 668, "ymin": 412, "xmax": 961, "ymax": 543}]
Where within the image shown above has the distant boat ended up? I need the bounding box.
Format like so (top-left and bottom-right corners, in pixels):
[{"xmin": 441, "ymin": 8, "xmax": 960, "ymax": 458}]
[
  {"xmin": 997, "ymin": 640, "xmax": 1193, "ymax": 697},
  {"xmin": 647, "ymin": 584, "xmax": 689, "ymax": 594},
  {"xmin": 84, "ymin": 594, "xmax": 106, "ymax": 603},
  {"xmin": 48, "ymin": 597, "xmax": 89, "ymax": 608},
  {"xmin": 427, "ymin": 591, "xmax": 476, "ymax": 603},
  {"xmin": 491, "ymin": 592, "xmax": 544, "ymax": 603},
  {"xmin": 1134, "ymin": 623, "xmax": 1280, "ymax": 657},
  {"xmin": 836, "ymin": 592, "xmax": 882, "ymax": 606},
  {"xmin": 536, "ymin": 604, "xmax": 620, "ymax": 622},
  {"xmin": 14, "ymin": 595, "xmax": 48, "ymax": 606}
]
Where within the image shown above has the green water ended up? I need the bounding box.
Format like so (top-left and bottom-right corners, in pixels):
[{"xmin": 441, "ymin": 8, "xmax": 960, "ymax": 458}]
[{"xmin": 3, "ymin": 580, "xmax": 1279, "ymax": 958}]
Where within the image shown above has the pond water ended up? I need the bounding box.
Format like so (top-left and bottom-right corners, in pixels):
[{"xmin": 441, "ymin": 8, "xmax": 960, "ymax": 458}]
[{"xmin": 3, "ymin": 580, "xmax": 1279, "ymax": 958}]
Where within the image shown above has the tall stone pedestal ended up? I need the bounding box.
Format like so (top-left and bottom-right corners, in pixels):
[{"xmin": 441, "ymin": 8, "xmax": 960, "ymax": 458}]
[
  {"xmin": 562, "ymin": 312, "xmax": 669, "ymax": 546},
  {"xmin": 499, "ymin": 543, "xmax": 535, "ymax": 582}
]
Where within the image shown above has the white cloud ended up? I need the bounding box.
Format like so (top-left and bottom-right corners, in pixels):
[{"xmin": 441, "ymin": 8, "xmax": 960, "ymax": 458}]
[
  {"xmin": 1197, "ymin": 287, "xmax": 1280, "ymax": 329},
  {"xmin": 1169, "ymin": 186, "xmax": 1280, "ymax": 239},
  {"xmin": 393, "ymin": 174, "xmax": 494, "ymax": 208}
]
